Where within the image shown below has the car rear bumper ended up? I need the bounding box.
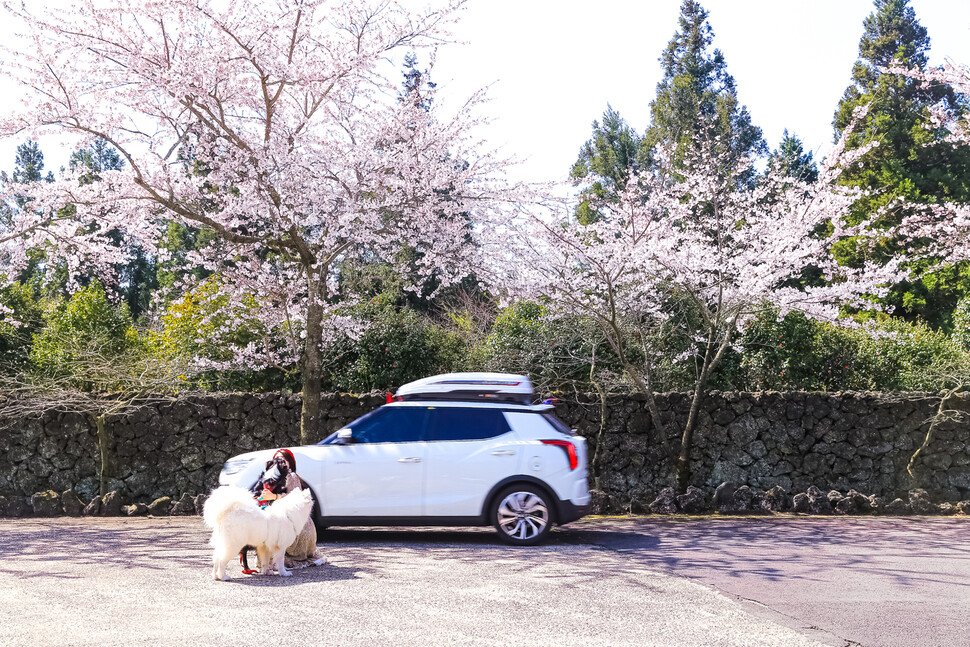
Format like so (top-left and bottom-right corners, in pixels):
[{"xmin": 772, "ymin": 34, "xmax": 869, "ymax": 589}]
[{"xmin": 556, "ymin": 498, "xmax": 590, "ymax": 525}]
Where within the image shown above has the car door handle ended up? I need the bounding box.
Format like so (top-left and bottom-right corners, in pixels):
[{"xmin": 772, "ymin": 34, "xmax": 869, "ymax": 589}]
[
  {"xmin": 491, "ymin": 450, "xmax": 516, "ymax": 456},
  {"xmin": 397, "ymin": 457, "xmax": 422, "ymax": 463}
]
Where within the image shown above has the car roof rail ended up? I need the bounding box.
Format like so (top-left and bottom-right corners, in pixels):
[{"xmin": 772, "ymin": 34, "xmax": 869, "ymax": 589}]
[{"xmin": 396, "ymin": 390, "xmax": 533, "ymax": 405}]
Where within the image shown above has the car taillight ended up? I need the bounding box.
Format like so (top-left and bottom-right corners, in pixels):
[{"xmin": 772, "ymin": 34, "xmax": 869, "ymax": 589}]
[{"xmin": 541, "ymin": 439, "xmax": 578, "ymax": 470}]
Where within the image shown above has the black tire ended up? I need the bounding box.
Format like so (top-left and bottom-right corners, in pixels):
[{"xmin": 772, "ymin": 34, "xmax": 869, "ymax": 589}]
[{"xmin": 491, "ymin": 484, "xmax": 554, "ymax": 546}]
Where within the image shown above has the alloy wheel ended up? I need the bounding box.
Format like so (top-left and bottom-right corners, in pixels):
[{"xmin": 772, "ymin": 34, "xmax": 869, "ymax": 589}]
[{"xmin": 496, "ymin": 490, "xmax": 549, "ymax": 542}]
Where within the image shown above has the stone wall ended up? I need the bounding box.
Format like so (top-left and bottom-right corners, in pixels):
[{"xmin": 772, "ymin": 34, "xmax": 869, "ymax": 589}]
[
  {"xmin": 555, "ymin": 391, "xmax": 970, "ymax": 506},
  {"xmin": 0, "ymin": 393, "xmax": 382, "ymax": 504},
  {"xmin": 1, "ymin": 390, "xmax": 968, "ymax": 508}
]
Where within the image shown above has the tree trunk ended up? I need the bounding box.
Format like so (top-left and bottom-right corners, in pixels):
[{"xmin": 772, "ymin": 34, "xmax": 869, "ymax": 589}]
[
  {"xmin": 676, "ymin": 380, "xmax": 707, "ymax": 492},
  {"xmin": 93, "ymin": 413, "xmax": 113, "ymax": 496},
  {"xmin": 676, "ymin": 331, "xmax": 732, "ymax": 491},
  {"xmin": 908, "ymin": 385, "xmax": 963, "ymax": 484},
  {"xmin": 300, "ymin": 268, "xmax": 326, "ymax": 445},
  {"xmin": 588, "ymin": 352, "xmax": 607, "ymax": 489}
]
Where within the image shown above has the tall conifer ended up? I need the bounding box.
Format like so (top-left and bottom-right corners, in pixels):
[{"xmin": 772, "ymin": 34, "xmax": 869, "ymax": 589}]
[
  {"xmin": 570, "ymin": 106, "xmax": 643, "ymax": 224},
  {"xmin": 641, "ymin": 0, "xmax": 765, "ymax": 180},
  {"xmin": 833, "ymin": 0, "xmax": 970, "ymax": 328}
]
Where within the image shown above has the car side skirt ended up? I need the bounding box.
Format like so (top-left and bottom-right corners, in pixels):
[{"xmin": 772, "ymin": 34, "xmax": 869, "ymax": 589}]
[{"xmin": 316, "ymin": 515, "xmax": 486, "ymax": 527}]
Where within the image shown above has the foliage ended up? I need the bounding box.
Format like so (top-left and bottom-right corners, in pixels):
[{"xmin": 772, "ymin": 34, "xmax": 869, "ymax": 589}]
[
  {"xmin": 735, "ymin": 311, "xmax": 969, "ymax": 391},
  {"xmin": 850, "ymin": 318, "xmax": 969, "ymax": 390},
  {"xmin": 151, "ymin": 276, "xmax": 296, "ymax": 392},
  {"xmin": 69, "ymin": 139, "xmax": 125, "ymax": 183},
  {"xmin": 336, "ymin": 247, "xmax": 485, "ymax": 314},
  {"xmin": 155, "ymin": 221, "xmax": 216, "ymax": 293},
  {"xmin": 67, "ymin": 138, "xmax": 157, "ymax": 319},
  {"xmin": 9, "ymin": 141, "xmax": 54, "ymax": 210},
  {"xmin": 10, "ymin": 282, "xmax": 195, "ymax": 498},
  {"xmin": 29, "ymin": 282, "xmax": 141, "ymax": 388},
  {"xmin": 0, "ymin": 281, "xmax": 45, "ymax": 373},
  {"xmin": 768, "ymin": 131, "xmax": 819, "ymax": 183},
  {"xmin": 641, "ymin": 0, "xmax": 766, "ymax": 181},
  {"xmin": 322, "ymin": 294, "xmax": 464, "ymax": 393},
  {"xmin": 832, "ymin": 0, "xmax": 970, "ymax": 327},
  {"xmin": 570, "ymin": 106, "xmax": 643, "ymax": 224},
  {"xmin": 469, "ymin": 302, "xmax": 621, "ymax": 395},
  {"xmin": 951, "ymin": 295, "xmax": 970, "ymax": 352}
]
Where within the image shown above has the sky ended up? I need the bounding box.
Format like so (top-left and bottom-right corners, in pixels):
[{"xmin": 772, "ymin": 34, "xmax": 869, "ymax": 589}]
[{"xmin": 1, "ymin": 0, "xmax": 969, "ymax": 186}]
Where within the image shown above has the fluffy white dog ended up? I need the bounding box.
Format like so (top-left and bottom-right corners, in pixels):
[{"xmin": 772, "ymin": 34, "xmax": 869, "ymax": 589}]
[{"xmin": 203, "ymin": 485, "xmax": 314, "ymax": 581}]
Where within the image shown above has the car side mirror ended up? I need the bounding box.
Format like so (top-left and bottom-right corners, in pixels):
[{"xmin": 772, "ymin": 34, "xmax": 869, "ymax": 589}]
[{"xmin": 335, "ymin": 428, "xmax": 354, "ymax": 445}]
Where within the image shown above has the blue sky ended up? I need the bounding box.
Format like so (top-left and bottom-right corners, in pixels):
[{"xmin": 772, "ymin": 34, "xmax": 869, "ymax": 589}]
[{"xmin": 2, "ymin": 0, "xmax": 969, "ymax": 186}]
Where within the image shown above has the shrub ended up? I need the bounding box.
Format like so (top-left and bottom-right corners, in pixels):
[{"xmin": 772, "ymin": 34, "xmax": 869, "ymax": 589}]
[
  {"xmin": 150, "ymin": 277, "xmax": 296, "ymax": 391},
  {"xmin": 30, "ymin": 282, "xmax": 142, "ymax": 386},
  {"xmin": 736, "ymin": 311, "xmax": 856, "ymax": 391},
  {"xmin": 471, "ymin": 302, "xmax": 625, "ymax": 394},
  {"xmin": 953, "ymin": 295, "xmax": 970, "ymax": 352},
  {"xmin": 323, "ymin": 295, "xmax": 465, "ymax": 393},
  {"xmin": 23, "ymin": 282, "xmax": 198, "ymax": 397},
  {"xmin": 736, "ymin": 310, "xmax": 969, "ymax": 391},
  {"xmin": 852, "ymin": 318, "xmax": 969, "ymax": 391},
  {"xmin": 0, "ymin": 281, "xmax": 44, "ymax": 373}
]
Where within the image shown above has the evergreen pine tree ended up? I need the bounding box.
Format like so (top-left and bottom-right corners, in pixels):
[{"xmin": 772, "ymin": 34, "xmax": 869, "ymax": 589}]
[
  {"xmin": 9, "ymin": 140, "xmax": 53, "ymax": 209},
  {"xmin": 569, "ymin": 105, "xmax": 643, "ymax": 224},
  {"xmin": 69, "ymin": 138, "xmax": 125, "ymax": 184},
  {"xmin": 400, "ymin": 51, "xmax": 435, "ymax": 112},
  {"xmin": 12, "ymin": 140, "xmax": 53, "ymax": 185},
  {"xmin": 832, "ymin": 0, "xmax": 970, "ymax": 328},
  {"xmin": 768, "ymin": 130, "xmax": 818, "ymax": 183},
  {"xmin": 641, "ymin": 0, "xmax": 766, "ymax": 181}
]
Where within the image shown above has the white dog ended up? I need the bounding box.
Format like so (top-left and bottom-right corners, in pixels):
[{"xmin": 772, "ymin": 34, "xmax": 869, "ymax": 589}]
[{"xmin": 203, "ymin": 485, "xmax": 314, "ymax": 581}]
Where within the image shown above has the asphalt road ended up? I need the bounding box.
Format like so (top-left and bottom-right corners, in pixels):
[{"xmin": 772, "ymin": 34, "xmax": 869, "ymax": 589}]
[
  {"xmin": 567, "ymin": 516, "xmax": 970, "ymax": 647},
  {"xmin": 0, "ymin": 516, "xmax": 965, "ymax": 647}
]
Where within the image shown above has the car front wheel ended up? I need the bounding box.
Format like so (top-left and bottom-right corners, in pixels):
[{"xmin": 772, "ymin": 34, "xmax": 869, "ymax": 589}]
[{"xmin": 491, "ymin": 485, "xmax": 553, "ymax": 545}]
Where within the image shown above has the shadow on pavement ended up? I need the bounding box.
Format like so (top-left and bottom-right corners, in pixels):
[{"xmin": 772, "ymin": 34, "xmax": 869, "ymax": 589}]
[{"xmin": 563, "ymin": 516, "xmax": 970, "ymax": 589}]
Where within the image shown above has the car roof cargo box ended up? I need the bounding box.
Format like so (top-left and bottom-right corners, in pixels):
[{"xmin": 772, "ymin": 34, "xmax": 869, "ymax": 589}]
[{"xmin": 395, "ymin": 372, "xmax": 534, "ymax": 404}]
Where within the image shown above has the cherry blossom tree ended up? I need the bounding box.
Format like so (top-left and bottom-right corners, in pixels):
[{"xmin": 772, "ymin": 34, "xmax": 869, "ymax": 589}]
[
  {"xmin": 494, "ymin": 114, "xmax": 903, "ymax": 490},
  {"xmin": 0, "ymin": 0, "xmax": 519, "ymax": 443}
]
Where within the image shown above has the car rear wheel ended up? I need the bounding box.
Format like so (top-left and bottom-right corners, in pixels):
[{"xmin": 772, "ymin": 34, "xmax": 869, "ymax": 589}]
[{"xmin": 491, "ymin": 485, "xmax": 553, "ymax": 545}]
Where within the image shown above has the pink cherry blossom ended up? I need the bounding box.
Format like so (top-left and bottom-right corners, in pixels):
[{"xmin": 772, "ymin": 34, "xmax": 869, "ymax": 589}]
[
  {"xmin": 486, "ymin": 112, "xmax": 903, "ymax": 489},
  {"xmin": 0, "ymin": 0, "xmax": 521, "ymax": 442}
]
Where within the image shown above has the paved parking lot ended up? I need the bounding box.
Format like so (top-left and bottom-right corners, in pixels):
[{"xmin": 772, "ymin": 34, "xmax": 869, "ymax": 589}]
[
  {"xmin": 1, "ymin": 516, "xmax": 966, "ymax": 647},
  {"xmin": 568, "ymin": 516, "xmax": 970, "ymax": 647}
]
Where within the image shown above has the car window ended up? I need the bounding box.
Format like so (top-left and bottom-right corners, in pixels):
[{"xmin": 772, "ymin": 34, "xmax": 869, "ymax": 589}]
[
  {"xmin": 541, "ymin": 412, "xmax": 577, "ymax": 436},
  {"xmin": 346, "ymin": 407, "xmax": 427, "ymax": 444},
  {"xmin": 426, "ymin": 407, "xmax": 512, "ymax": 441}
]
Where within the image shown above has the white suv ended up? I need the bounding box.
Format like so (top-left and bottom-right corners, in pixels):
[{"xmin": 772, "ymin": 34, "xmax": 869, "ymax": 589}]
[{"xmin": 219, "ymin": 373, "xmax": 591, "ymax": 545}]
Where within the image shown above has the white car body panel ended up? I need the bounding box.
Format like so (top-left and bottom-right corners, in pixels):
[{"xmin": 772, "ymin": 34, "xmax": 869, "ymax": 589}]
[
  {"xmin": 423, "ymin": 429, "xmax": 525, "ymax": 516},
  {"xmin": 503, "ymin": 411, "xmax": 590, "ymax": 505},
  {"xmin": 323, "ymin": 441, "xmax": 426, "ymax": 516}
]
